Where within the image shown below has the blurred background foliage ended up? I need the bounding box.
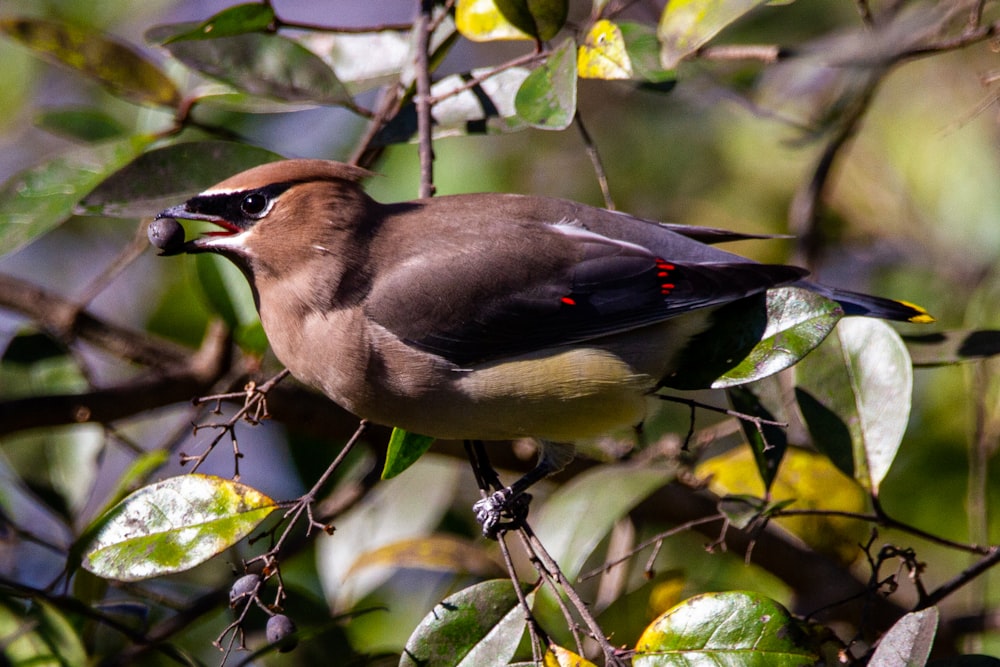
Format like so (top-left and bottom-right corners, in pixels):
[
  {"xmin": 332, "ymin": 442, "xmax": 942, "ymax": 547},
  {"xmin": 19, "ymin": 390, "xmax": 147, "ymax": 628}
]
[{"xmin": 1, "ymin": 0, "xmax": 1000, "ymax": 664}]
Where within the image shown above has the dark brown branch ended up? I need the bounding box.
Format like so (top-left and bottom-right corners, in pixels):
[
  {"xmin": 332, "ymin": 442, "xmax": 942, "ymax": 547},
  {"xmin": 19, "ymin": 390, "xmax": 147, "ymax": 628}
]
[
  {"xmin": 0, "ymin": 273, "xmax": 190, "ymax": 371},
  {"xmin": 415, "ymin": 0, "xmax": 436, "ymax": 198}
]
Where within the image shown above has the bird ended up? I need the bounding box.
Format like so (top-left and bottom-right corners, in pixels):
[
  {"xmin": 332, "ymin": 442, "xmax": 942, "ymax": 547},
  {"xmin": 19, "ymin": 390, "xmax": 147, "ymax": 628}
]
[{"xmin": 152, "ymin": 159, "xmax": 932, "ymax": 535}]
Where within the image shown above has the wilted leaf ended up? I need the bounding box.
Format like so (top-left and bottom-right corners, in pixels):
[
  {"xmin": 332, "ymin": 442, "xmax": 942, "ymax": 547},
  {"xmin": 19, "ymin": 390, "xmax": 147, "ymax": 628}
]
[
  {"xmin": 456, "ymin": 0, "xmax": 535, "ymax": 41},
  {"xmin": 634, "ymin": 591, "xmax": 819, "ymax": 665},
  {"xmin": 382, "ymin": 428, "xmax": 436, "ymax": 479},
  {"xmin": 0, "ymin": 135, "xmax": 153, "ymax": 258},
  {"xmin": 400, "ymin": 579, "xmax": 531, "ymax": 667},
  {"xmin": 150, "ymin": 24, "xmax": 352, "ymax": 106},
  {"xmin": 711, "ymin": 287, "xmax": 843, "ymax": 388},
  {"xmin": 0, "ymin": 17, "xmax": 180, "ymax": 107},
  {"xmin": 163, "ymin": 3, "xmax": 276, "ymax": 43},
  {"xmin": 82, "ymin": 474, "xmax": 276, "ymax": 581},
  {"xmin": 533, "ymin": 465, "xmax": 672, "ymax": 579},
  {"xmin": 793, "ymin": 318, "xmax": 913, "ymax": 494},
  {"xmin": 495, "ymin": 0, "xmax": 568, "ymax": 41},
  {"xmin": 869, "ymin": 608, "xmax": 938, "ymax": 667},
  {"xmin": 515, "ymin": 38, "xmax": 577, "ymax": 130},
  {"xmin": 658, "ymin": 0, "xmax": 770, "ymax": 69},
  {"xmin": 78, "ymin": 140, "xmax": 282, "ymax": 218}
]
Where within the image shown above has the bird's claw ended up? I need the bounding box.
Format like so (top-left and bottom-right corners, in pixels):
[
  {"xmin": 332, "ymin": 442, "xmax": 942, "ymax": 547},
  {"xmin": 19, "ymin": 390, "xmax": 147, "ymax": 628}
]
[{"xmin": 473, "ymin": 488, "xmax": 532, "ymax": 539}]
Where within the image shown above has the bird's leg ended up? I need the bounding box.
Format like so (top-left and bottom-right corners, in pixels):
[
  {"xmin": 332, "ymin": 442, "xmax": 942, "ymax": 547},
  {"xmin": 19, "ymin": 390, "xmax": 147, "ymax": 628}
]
[{"xmin": 471, "ymin": 440, "xmax": 575, "ymax": 539}]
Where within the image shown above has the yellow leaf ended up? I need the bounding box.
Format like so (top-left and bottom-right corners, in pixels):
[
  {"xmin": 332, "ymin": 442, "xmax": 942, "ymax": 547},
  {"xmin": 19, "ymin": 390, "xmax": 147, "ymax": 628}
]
[
  {"xmin": 545, "ymin": 643, "xmax": 599, "ymax": 667},
  {"xmin": 696, "ymin": 447, "xmax": 867, "ymax": 563},
  {"xmin": 456, "ymin": 0, "xmax": 533, "ymax": 42},
  {"xmin": 577, "ymin": 19, "xmax": 632, "ymax": 80}
]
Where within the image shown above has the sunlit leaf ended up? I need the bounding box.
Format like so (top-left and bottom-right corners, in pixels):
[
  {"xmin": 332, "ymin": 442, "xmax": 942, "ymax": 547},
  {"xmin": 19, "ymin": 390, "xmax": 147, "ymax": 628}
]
[
  {"xmin": 578, "ymin": 20, "xmax": 632, "ymax": 80},
  {"xmin": 495, "ymin": 0, "xmax": 568, "ymax": 41},
  {"xmin": 0, "ymin": 135, "xmax": 153, "ymax": 258},
  {"xmin": 869, "ymin": 608, "xmax": 937, "ymax": 667},
  {"xmin": 318, "ymin": 456, "xmax": 460, "ymax": 609},
  {"xmin": 82, "ymin": 474, "xmax": 277, "ymax": 581},
  {"xmin": 346, "ymin": 535, "xmax": 501, "ymax": 578},
  {"xmin": 0, "ymin": 16, "xmax": 180, "ymax": 107},
  {"xmin": 634, "ymin": 591, "xmax": 820, "ymax": 665},
  {"xmin": 162, "ymin": 3, "xmax": 276, "ymax": 43},
  {"xmin": 712, "ymin": 287, "xmax": 843, "ymax": 388},
  {"xmin": 149, "ymin": 24, "xmax": 353, "ymax": 106},
  {"xmin": 533, "ymin": 465, "xmax": 672, "ymax": 579},
  {"xmin": 400, "ymin": 579, "xmax": 531, "ymax": 667},
  {"xmin": 78, "ymin": 140, "xmax": 282, "ymax": 218},
  {"xmin": 35, "ymin": 108, "xmax": 126, "ymax": 143},
  {"xmin": 375, "ymin": 66, "xmax": 531, "ymax": 144},
  {"xmin": 515, "ymin": 38, "xmax": 576, "ymax": 130},
  {"xmin": 793, "ymin": 318, "xmax": 913, "ymax": 495},
  {"xmin": 382, "ymin": 428, "xmax": 436, "ymax": 479},
  {"xmin": 456, "ymin": 0, "xmax": 534, "ymax": 41},
  {"xmin": 657, "ymin": 0, "xmax": 770, "ymax": 69},
  {"xmin": 298, "ymin": 29, "xmax": 414, "ymax": 95},
  {"xmin": 698, "ymin": 447, "xmax": 867, "ymax": 563}
]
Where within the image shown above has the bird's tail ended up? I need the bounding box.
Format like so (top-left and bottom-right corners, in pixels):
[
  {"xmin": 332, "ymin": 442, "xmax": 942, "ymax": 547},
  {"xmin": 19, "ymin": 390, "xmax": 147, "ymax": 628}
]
[{"xmin": 810, "ymin": 285, "xmax": 935, "ymax": 323}]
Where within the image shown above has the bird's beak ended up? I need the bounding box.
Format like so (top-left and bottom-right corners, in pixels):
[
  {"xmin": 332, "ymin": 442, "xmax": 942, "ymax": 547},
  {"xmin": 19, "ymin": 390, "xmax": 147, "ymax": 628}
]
[{"xmin": 154, "ymin": 204, "xmax": 248, "ymax": 256}]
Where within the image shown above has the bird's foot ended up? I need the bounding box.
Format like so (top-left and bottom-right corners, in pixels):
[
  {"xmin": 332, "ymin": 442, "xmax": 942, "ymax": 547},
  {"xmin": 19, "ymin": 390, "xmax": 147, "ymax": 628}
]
[{"xmin": 473, "ymin": 487, "xmax": 532, "ymax": 539}]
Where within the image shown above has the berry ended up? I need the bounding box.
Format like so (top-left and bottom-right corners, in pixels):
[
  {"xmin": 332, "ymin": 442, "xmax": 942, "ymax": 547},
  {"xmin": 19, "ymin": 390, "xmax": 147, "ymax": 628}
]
[
  {"xmin": 229, "ymin": 574, "xmax": 260, "ymax": 607},
  {"xmin": 147, "ymin": 217, "xmax": 185, "ymax": 253},
  {"xmin": 266, "ymin": 614, "xmax": 298, "ymax": 652}
]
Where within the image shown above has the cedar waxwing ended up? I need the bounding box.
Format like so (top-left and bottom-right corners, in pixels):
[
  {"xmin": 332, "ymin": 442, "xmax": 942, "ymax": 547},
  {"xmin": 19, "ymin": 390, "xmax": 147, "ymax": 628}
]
[{"xmin": 153, "ymin": 159, "xmax": 931, "ymax": 534}]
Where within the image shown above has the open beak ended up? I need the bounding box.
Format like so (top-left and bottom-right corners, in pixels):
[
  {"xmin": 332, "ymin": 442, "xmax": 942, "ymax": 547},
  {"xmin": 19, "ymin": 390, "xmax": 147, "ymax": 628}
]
[{"xmin": 153, "ymin": 205, "xmax": 247, "ymax": 255}]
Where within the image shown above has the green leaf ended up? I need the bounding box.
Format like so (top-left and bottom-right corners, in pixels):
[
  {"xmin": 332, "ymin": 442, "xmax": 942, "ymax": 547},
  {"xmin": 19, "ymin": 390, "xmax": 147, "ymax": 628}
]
[
  {"xmin": 149, "ymin": 24, "xmax": 353, "ymax": 106},
  {"xmin": 515, "ymin": 38, "xmax": 577, "ymax": 130},
  {"xmin": 495, "ymin": 0, "xmax": 568, "ymax": 41},
  {"xmin": 82, "ymin": 474, "xmax": 277, "ymax": 581},
  {"xmin": 532, "ymin": 465, "xmax": 672, "ymax": 579},
  {"xmin": 728, "ymin": 385, "xmax": 787, "ymax": 491},
  {"xmin": 0, "ymin": 599, "xmax": 87, "ymax": 667},
  {"xmin": 711, "ymin": 287, "xmax": 843, "ymax": 388},
  {"xmin": 346, "ymin": 535, "xmax": 501, "ymax": 579},
  {"xmin": 194, "ymin": 254, "xmax": 257, "ymax": 331},
  {"xmin": 382, "ymin": 428, "xmax": 436, "ymax": 479},
  {"xmin": 634, "ymin": 591, "xmax": 819, "ymax": 665},
  {"xmin": 793, "ymin": 318, "xmax": 913, "ymax": 494},
  {"xmin": 0, "ymin": 135, "xmax": 153, "ymax": 258},
  {"xmin": 162, "ymin": 3, "xmax": 276, "ymax": 43},
  {"xmin": 400, "ymin": 579, "xmax": 531, "ymax": 667},
  {"xmin": 78, "ymin": 140, "xmax": 283, "ymax": 218},
  {"xmin": 35, "ymin": 108, "xmax": 127, "ymax": 142},
  {"xmin": 0, "ymin": 16, "xmax": 180, "ymax": 107},
  {"xmin": 657, "ymin": 0, "xmax": 770, "ymax": 69},
  {"xmin": 904, "ymin": 330, "xmax": 1000, "ymax": 366},
  {"xmin": 869, "ymin": 607, "xmax": 937, "ymax": 667}
]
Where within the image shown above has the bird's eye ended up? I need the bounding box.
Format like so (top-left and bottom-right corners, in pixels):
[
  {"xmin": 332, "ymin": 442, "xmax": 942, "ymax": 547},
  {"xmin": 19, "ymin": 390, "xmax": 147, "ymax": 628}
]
[{"xmin": 241, "ymin": 193, "xmax": 269, "ymax": 217}]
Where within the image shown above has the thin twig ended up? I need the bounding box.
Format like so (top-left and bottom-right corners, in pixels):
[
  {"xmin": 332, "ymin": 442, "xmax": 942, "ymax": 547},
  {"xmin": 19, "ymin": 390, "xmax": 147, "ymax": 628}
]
[
  {"xmin": 574, "ymin": 111, "xmax": 615, "ymax": 210},
  {"xmin": 415, "ymin": 0, "xmax": 436, "ymax": 198}
]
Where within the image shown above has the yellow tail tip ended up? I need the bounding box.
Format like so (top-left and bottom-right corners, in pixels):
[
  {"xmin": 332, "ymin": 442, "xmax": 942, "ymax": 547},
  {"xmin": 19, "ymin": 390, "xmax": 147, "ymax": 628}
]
[{"xmin": 901, "ymin": 301, "xmax": 935, "ymax": 324}]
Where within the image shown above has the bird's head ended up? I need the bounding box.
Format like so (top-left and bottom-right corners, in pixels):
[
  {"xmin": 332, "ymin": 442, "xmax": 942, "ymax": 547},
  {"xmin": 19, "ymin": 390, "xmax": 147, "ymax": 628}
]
[
  {"xmin": 153, "ymin": 159, "xmax": 378, "ymax": 313},
  {"xmin": 154, "ymin": 159, "xmax": 375, "ymax": 273}
]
